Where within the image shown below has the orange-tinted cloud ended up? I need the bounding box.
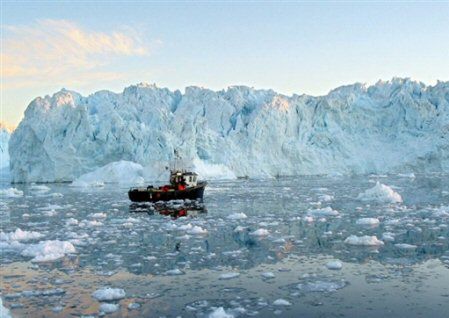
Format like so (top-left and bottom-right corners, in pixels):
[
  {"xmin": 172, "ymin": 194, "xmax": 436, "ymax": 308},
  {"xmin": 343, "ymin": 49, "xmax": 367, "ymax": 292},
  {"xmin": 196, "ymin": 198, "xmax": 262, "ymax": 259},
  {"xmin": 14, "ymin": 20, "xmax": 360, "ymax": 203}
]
[{"xmin": 2, "ymin": 19, "xmax": 152, "ymax": 87}]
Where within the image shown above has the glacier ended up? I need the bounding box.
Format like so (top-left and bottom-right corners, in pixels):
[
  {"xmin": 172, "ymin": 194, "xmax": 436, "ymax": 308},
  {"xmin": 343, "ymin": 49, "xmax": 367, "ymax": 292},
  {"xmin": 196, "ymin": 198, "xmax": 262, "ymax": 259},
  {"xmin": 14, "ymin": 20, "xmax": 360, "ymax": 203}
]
[
  {"xmin": 8, "ymin": 78, "xmax": 449, "ymax": 183},
  {"xmin": 1, "ymin": 123, "xmax": 10, "ymax": 170}
]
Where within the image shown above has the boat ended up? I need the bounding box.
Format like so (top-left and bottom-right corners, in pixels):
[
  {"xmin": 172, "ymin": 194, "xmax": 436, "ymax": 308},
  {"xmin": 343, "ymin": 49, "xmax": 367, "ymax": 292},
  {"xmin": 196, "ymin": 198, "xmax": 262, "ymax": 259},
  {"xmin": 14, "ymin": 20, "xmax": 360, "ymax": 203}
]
[{"xmin": 128, "ymin": 170, "xmax": 207, "ymax": 202}]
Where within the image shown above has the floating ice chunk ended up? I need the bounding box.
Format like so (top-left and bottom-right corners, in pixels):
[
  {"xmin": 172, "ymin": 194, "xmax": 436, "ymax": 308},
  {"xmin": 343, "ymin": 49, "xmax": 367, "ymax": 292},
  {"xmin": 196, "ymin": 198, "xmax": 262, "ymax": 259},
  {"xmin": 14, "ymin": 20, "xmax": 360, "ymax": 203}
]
[
  {"xmin": 208, "ymin": 307, "xmax": 234, "ymax": 318},
  {"xmin": 398, "ymin": 173, "xmax": 415, "ymax": 178},
  {"xmin": 92, "ymin": 287, "xmax": 126, "ymax": 301},
  {"xmin": 382, "ymin": 232, "xmax": 395, "ymax": 242},
  {"xmin": 89, "ymin": 212, "xmax": 107, "ymax": 219},
  {"xmin": 187, "ymin": 226, "xmax": 208, "ymax": 235},
  {"xmin": 357, "ymin": 182, "xmax": 402, "ymax": 203},
  {"xmin": 66, "ymin": 218, "xmax": 79, "ymax": 226},
  {"xmin": 356, "ymin": 218, "xmax": 380, "ymax": 226},
  {"xmin": 0, "ymin": 298, "xmax": 12, "ymax": 318},
  {"xmin": 326, "ymin": 260, "xmax": 343, "ymax": 270},
  {"xmin": 344, "ymin": 235, "xmax": 384, "ymax": 246},
  {"xmin": 128, "ymin": 302, "xmax": 141, "ymax": 310},
  {"xmin": 395, "ymin": 243, "xmax": 417, "ymax": 249},
  {"xmin": 307, "ymin": 207, "xmax": 339, "ymax": 217},
  {"xmin": 319, "ymin": 194, "xmax": 334, "ymax": 202},
  {"xmin": 0, "ymin": 228, "xmax": 44, "ymax": 242},
  {"xmin": 79, "ymin": 220, "xmax": 103, "ymax": 227},
  {"xmin": 250, "ymin": 229, "xmax": 269, "ymax": 236},
  {"xmin": 165, "ymin": 269, "xmax": 184, "ymax": 275},
  {"xmin": 29, "ymin": 184, "xmax": 50, "ymax": 193},
  {"xmin": 219, "ymin": 272, "xmax": 240, "ymax": 280},
  {"xmin": 273, "ymin": 299, "xmax": 291, "ymax": 306},
  {"xmin": 178, "ymin": 223, "xmax": 193, "ymax": 231},
  {"xmin": 297, "ymin": 280, "xmax": 347, "ymax": 292},
  {"xmin": 303, "ymin": 216, "xmax": 314, "ymax": 223},
  {"xmin": 227, "ymin": 213, "xmax": 248, "ymax": 220},
  {"xmin": 234, "ymin": 226, "xmax": 247, "ymax": 232},
  {"xmin": 261, "ymin": 272, "xmax": 275, "ymax": 279},
  {"xmin": 100, "ymin": 303, "xmax": 120, "ymax": 314},
  {"xmin": 0, "ymin": 188, "xmax": 23, "ymax": 198},
  {"xmin": 21, "ymin": 240, "xmax": 76, "ymax": 262}
]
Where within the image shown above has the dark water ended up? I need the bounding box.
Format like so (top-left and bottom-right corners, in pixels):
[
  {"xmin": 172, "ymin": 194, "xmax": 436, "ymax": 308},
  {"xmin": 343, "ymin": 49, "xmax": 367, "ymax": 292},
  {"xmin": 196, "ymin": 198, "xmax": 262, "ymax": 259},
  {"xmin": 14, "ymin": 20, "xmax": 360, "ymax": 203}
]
[{"xmin": 1, "ymin": 174, "xmax": 449, "ymax": 317}]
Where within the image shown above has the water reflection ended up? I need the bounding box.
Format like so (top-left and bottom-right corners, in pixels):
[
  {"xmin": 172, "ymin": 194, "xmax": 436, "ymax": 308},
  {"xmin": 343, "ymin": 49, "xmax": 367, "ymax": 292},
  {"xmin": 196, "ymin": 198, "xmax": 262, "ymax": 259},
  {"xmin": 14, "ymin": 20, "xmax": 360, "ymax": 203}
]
[{"xmin": 129, "ymin": 201, "xmax": 207, "ymax": 219}]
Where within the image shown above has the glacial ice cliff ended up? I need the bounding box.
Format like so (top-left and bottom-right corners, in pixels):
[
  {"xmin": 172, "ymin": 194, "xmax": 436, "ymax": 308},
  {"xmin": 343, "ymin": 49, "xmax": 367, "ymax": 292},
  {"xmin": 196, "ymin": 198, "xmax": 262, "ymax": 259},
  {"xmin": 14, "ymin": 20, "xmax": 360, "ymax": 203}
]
[
  {"xmin": 1, "ymin": 123, "xmax": 11, "ymax": 169},
  {"xmin": 9, "ymin": 78, "xmax": 449, "ymax": 182}
]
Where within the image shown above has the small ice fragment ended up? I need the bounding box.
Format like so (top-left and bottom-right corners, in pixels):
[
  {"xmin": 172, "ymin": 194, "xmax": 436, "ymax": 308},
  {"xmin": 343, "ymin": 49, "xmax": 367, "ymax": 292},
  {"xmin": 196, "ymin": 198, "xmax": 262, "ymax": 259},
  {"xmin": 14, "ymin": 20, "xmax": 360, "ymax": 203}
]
[
  {"xmin": 326, "ymin": 260, "xmax": 343, "ymax": 270},
  {"xmin": 128, "ymin": 302, "xmax": 141, "ymax": 310},
  {"xmin": 261, "ymin": 272, "xmax": 275, "ymax": 279},
  {"xmin": 219, "ymin": 272, "xmax": 240, "ymax": 280},
  {"xmin": 165, "ymin": 269, "xmax": 184, "ymax": 275},
  {"xmin": 382, "ymin": 232, "xmax": 395, "ymax": 242},
  {"xmin": 344, "ymin": 235, "xmax": 384, "ymax": 246},
  {"xmin": 307, "ymin": 207, "xmax": 339, "ymax": 217},
  {"xmin": 208, "ymin": 307, "xmax": 234, "ymax": 318},
  {"xmin": 249, "ymin": 229, "xmax": 269, "ymax": 236},
  {"xmin": 356, "ymin": 218, "xmax": 380, "ymax": 226},
  {"xmin": 187, "ymin": 226, "xmax": 208, "ymax": 235},
  {"xmin": 227, "ymin": 213, "xmax": 247, "ymax": 220},
  {"xmin": 395, "ymin": 243, "xmax": 417, "ymax": 249},
  {"xmin": 92, "ymin": 287, "xmax": 126, "ymax": 301},
  {"xmin": 273, "ymin": 299, "xmax": 291, "ymax": 306},
  {"xmin": 100, "ymin": 303, "xmax": 119, "ymax": 314},
  {"xmin": 0, "ymin": 298, "xmax": 12, "ymax": 318}
]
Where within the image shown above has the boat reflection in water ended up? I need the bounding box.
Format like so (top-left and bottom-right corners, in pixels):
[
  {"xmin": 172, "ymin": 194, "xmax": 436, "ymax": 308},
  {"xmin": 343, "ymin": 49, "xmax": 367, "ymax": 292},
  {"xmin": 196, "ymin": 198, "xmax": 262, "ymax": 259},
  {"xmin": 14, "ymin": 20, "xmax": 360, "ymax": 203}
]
[{"xmin": 129, "ymin": 199, "xmax": 207, "ymax": 219}]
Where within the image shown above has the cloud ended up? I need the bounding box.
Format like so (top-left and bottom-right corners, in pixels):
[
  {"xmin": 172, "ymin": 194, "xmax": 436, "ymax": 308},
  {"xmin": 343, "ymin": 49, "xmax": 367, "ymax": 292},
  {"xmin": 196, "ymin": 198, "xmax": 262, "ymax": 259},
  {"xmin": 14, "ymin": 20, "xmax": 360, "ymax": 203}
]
[{"xmin": 2, "ymin": 19, "xmax": 153, "ymax": 87}]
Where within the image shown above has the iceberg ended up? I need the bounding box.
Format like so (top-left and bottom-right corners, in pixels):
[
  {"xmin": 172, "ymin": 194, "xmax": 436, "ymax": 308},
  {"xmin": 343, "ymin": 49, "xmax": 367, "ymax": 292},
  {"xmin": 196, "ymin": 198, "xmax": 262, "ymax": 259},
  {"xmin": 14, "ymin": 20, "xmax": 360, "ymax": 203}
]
[
  {"xmin": 357, "ymin": 182, "xmax": 403, "ymax": 203},
  {"xmin": 8, "ymin": 78, "xmax": 449, "ymax": 182}
]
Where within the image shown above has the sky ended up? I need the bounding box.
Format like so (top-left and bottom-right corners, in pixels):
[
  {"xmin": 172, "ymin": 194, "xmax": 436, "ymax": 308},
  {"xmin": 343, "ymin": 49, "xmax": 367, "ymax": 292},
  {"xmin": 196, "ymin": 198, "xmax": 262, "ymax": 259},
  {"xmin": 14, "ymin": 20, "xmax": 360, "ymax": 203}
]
[{"xmin": 1, "ymin": 1, "xmax": 449, "ymax": 126}]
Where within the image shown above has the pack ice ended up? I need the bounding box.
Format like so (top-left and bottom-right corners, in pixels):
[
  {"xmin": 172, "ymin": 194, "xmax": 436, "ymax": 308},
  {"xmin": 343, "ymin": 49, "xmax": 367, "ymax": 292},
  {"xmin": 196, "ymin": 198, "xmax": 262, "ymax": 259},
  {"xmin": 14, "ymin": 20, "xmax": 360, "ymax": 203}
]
[{"xmin": 8, "ymin": 78, "xmax": 449, "ymax": 182}]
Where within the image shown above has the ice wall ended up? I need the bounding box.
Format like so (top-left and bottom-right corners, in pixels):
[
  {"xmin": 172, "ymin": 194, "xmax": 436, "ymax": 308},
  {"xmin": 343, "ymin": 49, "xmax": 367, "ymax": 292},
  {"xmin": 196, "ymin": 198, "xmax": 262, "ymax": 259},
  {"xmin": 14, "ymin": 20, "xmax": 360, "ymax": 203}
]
[{"xmin": 9, "ymin": 79, "xmax": 449, "ymax": 182}]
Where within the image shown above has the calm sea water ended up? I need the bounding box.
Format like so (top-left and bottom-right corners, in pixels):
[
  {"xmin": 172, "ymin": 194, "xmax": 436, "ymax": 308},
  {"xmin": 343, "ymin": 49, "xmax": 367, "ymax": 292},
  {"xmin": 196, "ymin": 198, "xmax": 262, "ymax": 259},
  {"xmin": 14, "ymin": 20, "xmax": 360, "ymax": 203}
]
[{"xmin": 1, "ymin": 174, "xmax": 449, "ymax": 317}]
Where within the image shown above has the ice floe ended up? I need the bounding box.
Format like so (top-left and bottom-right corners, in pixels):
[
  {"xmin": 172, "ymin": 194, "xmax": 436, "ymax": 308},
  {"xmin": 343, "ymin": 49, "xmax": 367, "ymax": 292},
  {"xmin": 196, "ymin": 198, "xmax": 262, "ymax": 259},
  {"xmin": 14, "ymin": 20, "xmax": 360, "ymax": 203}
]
[
  {"xmin": 227, "ymin": 212, "xmax": 248, "ymax": 220},
  {"xmin": 273, "ymin": 299, "xmax": 291, "ymax": 306}
]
